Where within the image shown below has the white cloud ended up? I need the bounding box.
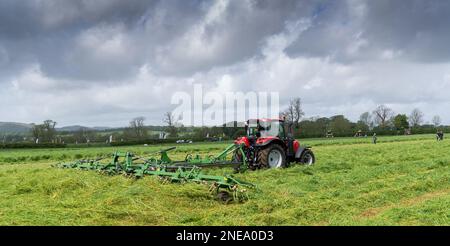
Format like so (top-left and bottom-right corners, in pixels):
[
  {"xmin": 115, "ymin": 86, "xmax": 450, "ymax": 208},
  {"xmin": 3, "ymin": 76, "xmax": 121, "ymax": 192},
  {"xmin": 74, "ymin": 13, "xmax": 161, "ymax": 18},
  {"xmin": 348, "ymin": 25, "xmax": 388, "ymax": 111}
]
[
  {"xmin": 380, "ymin": 49, "xmax": 402, "ymax": 60},
  {"xmin": 12, "ymin": 64, "xmax": 60, "ymax": 91}
]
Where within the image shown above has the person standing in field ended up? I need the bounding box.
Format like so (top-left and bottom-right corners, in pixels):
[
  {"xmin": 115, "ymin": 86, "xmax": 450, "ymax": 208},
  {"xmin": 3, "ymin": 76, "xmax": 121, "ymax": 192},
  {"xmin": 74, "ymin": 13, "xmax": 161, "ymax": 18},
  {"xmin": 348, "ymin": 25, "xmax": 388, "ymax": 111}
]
[{"xmin": 372, "ymin": 133, "xmax": 377, "ymax": 144}]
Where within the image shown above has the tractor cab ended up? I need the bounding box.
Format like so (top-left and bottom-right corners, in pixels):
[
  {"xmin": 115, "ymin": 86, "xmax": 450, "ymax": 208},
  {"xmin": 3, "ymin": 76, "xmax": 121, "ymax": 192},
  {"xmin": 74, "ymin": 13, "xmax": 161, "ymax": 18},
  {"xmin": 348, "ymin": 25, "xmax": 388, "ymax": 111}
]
[
  {"xmin": 246, "ymin": 119, "xmax": 286, "ymax": 139},
  {"xmin": 235, "ymin": 118, "xmax": 314, "ymax": 169}
]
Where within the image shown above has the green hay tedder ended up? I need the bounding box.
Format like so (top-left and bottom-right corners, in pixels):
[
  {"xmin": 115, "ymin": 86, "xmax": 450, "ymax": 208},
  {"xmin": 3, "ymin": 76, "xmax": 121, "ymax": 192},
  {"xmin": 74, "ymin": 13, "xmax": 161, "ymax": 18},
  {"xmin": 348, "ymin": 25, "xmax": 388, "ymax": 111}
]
[
  {"xmin": 55, "ymin": 146, "xmax": 256, "ymax": 202},
  {"xmin": 55, "ymin": 118, "xmax": 316, "ymax": 202}
]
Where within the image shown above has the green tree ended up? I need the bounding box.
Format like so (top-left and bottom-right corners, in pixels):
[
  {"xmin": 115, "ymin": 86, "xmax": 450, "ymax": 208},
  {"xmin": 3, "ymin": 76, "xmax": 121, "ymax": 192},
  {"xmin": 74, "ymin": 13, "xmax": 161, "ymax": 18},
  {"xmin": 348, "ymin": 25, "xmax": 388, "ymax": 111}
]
[
  {"xmin": 393, "ymin": 114, "xmax": 409, "ymax": 130},
  {"xmin": 355, "ymin": 120, "xmax": 369, "ymax": 133},
  {"xmin": 329, "ymin": 115, "xmax": 352, "ymax": 137},
  {"xmin": 31, "ymin": 120, "xmax": 57, "ymax": 143}
]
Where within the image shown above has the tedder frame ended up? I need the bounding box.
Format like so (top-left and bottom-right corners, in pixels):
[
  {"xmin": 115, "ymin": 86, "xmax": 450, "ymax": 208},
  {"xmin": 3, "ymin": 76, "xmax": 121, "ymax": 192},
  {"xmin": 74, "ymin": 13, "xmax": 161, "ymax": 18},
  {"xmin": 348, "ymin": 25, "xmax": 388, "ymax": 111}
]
[{"xmin": 55, "ymin": 144, "xmax": 256, "ymax": 202}]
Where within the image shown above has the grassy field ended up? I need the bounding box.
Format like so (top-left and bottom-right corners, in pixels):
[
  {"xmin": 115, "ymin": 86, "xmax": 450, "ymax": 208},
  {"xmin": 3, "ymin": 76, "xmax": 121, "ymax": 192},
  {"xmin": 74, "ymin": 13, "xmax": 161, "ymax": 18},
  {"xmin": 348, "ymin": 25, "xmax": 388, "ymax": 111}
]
[{"xmin": 0, "ymin": 134, "xmax": 449, "ymax": 225}]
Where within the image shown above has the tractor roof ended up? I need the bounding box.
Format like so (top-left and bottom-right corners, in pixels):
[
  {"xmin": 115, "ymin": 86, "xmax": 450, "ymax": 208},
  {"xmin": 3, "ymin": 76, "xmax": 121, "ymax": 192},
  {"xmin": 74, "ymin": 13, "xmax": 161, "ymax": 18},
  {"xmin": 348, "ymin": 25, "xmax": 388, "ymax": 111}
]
[{"xmin": 248, "ymin": 118, "xmax": 284, "ymax": 122}]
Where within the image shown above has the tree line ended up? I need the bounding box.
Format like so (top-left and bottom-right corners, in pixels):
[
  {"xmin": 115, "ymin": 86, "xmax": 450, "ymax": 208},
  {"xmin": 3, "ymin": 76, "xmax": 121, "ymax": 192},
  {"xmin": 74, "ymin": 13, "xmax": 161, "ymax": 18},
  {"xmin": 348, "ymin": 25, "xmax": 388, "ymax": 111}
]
[
  {"xmin": 283, "ymin": 99, "xmax": 445, "ymax": 138},
  {"xmin": 4, "ymin": 98, "xmax": 446, "ymax": 145}
]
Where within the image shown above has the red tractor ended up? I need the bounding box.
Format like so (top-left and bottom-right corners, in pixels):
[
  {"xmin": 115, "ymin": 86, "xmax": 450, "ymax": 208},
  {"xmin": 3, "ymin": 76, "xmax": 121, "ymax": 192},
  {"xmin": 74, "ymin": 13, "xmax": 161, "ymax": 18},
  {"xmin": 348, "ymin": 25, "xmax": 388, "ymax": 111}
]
[{"xmin": 234, "ymin": 118, "xmax": 315, "ymax": 170}]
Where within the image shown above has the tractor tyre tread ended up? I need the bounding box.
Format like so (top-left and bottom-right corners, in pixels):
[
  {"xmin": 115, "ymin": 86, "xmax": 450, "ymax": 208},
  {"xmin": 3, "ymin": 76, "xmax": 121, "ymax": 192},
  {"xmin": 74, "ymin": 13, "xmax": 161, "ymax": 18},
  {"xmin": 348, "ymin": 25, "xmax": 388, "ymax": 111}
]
[
  {"xmin": 257, "ymin": 144, "xmax": 286, "ymax": 168},
  {"xmin": 299, "ymin": 149, "xmax": 315, "ymax": 165}
]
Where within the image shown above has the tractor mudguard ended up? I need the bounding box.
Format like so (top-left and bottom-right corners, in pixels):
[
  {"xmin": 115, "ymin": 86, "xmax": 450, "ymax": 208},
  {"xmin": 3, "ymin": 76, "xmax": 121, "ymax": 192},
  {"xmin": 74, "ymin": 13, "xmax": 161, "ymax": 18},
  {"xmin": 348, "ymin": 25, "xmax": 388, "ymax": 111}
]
[{"xmin": 295, "ymin": 146, "xmax": 311, "ymax": 158}]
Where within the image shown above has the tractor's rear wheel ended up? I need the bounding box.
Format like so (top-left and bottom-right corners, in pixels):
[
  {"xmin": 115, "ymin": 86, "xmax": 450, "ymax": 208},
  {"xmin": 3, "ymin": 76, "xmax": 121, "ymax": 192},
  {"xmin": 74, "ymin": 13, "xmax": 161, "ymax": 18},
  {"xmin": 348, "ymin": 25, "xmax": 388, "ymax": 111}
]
[
  {"xmin": 299, "ymin": 149, "xmax": 315, "ymax": 165},
  {"xmin": 257, "ymin": 144, "xmax": 286, "ymax": 168}
]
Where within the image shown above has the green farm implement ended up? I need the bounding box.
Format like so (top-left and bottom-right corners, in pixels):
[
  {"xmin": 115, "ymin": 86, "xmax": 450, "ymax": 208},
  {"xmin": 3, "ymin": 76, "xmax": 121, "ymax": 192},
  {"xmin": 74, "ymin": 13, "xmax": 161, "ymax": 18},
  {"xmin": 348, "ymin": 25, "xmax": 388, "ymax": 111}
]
[{"xmin": 55, "ymin": 146, "xmax": 255, "ymax": 202}]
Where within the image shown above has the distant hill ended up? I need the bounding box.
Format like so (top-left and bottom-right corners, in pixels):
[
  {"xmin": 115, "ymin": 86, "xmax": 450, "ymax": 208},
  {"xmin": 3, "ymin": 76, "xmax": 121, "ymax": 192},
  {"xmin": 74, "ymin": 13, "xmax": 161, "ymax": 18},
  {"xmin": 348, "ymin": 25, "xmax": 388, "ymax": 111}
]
[
  {"xmin": 91, "ymin": 126, "xmax": 111, "ymax": 131},
  {"xmin": 57, "ymin": 125, "xmax": 112, "ymax": 132},
  {"xmin": 0, "ymin": 122, "xmax": 113, "ymax": 135},
  {"xmin": 57, "ymin": 125, "xmax": 89, "ymax": 132},
  {"xmin": 0, "ymin": 122, "xmax": 33, "ymax": 134},
  {"xmin": 0, "ymin": 122, "xmax": 175, "ymax": 135}
]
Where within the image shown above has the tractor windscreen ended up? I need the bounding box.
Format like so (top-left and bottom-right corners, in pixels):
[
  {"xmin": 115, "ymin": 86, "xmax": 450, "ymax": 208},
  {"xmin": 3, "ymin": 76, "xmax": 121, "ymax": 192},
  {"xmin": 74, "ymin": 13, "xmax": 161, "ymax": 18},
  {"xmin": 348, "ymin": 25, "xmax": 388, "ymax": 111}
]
[{"xmin": 247, "ymin": 120, "xmax": 281, "ymax": 138}]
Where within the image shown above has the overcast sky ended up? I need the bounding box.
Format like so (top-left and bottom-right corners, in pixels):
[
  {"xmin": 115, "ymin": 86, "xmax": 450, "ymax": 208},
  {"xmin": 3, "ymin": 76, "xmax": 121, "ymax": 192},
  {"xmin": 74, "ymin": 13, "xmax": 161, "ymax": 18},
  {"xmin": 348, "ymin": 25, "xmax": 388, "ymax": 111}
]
[{"xmin": 1, "ymin": 0, "xmax": 450, "ymax": 127}]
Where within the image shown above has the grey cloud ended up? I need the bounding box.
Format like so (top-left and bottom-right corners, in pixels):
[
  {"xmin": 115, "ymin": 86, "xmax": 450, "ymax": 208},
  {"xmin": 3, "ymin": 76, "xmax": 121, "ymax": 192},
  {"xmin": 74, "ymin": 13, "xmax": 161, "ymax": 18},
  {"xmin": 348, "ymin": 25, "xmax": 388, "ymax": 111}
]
[
  {"xmin": 0, "ymin": 0, "xmax": 158, "ymax": 38},
  {"xmin": 0, "ymin": 0, "xmax": 196, "ymax": 81},
  {"xmin": 0, "ymin": 0, "xmax": 322, "ymax": 82},
  {"xmin": 1, "ymin": 0, "xmax": 450, "ymax": 126},
  {"xmin": 363, "ymin": 0, "xmax": 450, "ymax": 63},
  {"xmin": 149, "ymin": 0, "xmax": 319, "ymax": 75},
  {"xmin": 286, "ymin": 0, "xmax": 450, "ymax": 63}
]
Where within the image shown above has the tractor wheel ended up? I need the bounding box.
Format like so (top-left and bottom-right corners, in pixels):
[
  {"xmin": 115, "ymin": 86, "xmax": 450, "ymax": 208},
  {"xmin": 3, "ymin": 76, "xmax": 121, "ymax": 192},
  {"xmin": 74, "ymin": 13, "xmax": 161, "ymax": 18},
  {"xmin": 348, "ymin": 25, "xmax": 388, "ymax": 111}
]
[
  {"xmin": 257, "ymin": 144, "xmax": 286, "ymax": 168},
  {"xmin": 299, "ymin": 149, "xmax": 315, "ymax": 165}
]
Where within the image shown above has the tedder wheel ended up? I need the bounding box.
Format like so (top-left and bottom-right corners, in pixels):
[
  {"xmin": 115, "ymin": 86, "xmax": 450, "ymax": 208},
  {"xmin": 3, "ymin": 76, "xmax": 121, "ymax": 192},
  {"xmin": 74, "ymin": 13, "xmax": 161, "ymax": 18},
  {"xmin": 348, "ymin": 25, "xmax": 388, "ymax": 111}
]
[
  {"xmin": 257, "ymin": 144, "xmax": 286, "ymax": 168},
  {"xmin": 299, "ymin": 149, "xmax": 315, "ymax": 165},
  {"xmin": 217, "ymin": 191, "xmax": 232, "ymax": 203}
]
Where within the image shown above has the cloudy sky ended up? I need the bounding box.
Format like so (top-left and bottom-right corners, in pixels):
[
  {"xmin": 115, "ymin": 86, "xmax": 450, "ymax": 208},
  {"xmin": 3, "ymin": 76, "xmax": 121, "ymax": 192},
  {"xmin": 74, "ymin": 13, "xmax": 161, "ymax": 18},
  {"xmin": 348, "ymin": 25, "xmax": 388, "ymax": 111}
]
[{"xmin": 1, "ymin": 0, "xmax": 450, "ymax": 127}]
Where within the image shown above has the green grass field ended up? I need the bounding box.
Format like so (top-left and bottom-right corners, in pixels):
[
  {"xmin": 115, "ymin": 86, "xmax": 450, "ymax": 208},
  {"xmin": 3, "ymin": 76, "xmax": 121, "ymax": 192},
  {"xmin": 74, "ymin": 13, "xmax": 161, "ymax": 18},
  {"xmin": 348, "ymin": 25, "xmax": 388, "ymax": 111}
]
[{"xmin": 0, "ymin": 134, "xmax": 449, "ymax": 225}]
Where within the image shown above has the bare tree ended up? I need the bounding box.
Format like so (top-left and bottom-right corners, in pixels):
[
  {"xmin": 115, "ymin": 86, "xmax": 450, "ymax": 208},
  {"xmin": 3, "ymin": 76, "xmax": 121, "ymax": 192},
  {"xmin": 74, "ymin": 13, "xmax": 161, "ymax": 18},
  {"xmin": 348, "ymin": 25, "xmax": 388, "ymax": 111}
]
[
  {"xmin": 372, "ymin": 105, "xmax": 394, "ymax": 127},
  {"xmin": 163, "ymin": 112, "xmax": 178, "ymax": 137},
  {"xmin": 163, "ymin": 112, "xmax": 174, "ymax": 127},
  {"xmin": 129, "ymin": 116, "xmax": 147, "ymax": 140},
  {"xmin": 74, "ymin": 127, "xmax": 98, "ymax": 143},
  {"xmin": 44, "ymin": 120, "xmax": 57, "ymax": 143},
  {"xmin": 432, "ymin": 115, "xmax": 442, "ymax": 127},
  {"xmin": 409, "ymin": 108, "xmax": 424, "ymax": 127},
  {"xmin": 359, "ymin": 112, "xmax": 372, "ymax": 128},
  {"xmin": 283, "ymin": 97, "xmax": 304, "ymax": 128},
  {"xmin": 31, "ymin": 124, "xmax": 42, "ymax": 143}
]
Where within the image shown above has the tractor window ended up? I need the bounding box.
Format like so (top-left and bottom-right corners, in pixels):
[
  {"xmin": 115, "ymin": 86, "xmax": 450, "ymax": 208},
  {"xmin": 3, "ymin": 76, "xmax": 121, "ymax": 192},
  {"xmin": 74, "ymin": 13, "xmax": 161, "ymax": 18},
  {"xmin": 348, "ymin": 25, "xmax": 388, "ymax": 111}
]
[
  {"xmin": 258, "ymin": 121, "xmax": 280, "ymax": 138},
  {"xmin": 247, "ymin": 120, "xmax": 283, "ymax": 138}
]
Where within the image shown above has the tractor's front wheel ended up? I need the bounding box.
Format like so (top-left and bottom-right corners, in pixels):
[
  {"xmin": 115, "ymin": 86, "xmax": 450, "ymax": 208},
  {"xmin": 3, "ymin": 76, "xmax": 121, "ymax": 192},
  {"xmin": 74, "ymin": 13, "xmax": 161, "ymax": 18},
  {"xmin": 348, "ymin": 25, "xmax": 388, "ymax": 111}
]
[
  {"xmin": 257, "ymin": 144, "xmax": 287, "ymax": 168},
  {"xmin": 299, "ymin": 149, "xmax": 315, "ymax": 165}
]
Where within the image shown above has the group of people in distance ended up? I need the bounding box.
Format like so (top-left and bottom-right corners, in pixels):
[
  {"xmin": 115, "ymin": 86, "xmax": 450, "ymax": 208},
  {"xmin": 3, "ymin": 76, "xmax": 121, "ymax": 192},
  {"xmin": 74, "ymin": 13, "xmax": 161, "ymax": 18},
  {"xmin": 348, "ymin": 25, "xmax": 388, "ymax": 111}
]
[
  {"xmin": 338, "ymin": 130, "xmax": 445, "ymax": 144},
  {"xmin": 368, "ymin": 131, "xmax": 444, "ymax": 144}
]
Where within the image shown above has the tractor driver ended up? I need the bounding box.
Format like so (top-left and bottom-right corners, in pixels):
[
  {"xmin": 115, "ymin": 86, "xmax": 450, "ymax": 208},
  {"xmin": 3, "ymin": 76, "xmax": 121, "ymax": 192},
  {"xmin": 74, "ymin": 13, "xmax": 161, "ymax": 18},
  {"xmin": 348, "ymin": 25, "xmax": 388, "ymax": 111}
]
[{"xmin": 255, "ymin": 125, "xmax": 262, "ymax": 138}]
